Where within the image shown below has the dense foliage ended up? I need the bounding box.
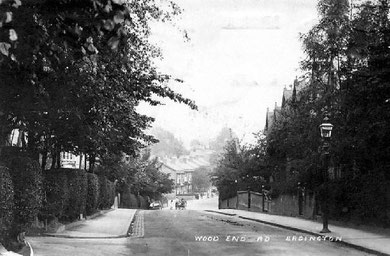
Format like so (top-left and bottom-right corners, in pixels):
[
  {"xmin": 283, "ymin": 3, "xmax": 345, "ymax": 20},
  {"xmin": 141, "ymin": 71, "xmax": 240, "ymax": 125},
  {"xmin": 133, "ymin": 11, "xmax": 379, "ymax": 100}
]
[
  {"xmin": 211, "ymin": 137, "xmax": 268, "ymax": 200},
  {"xmin": 41, "ymin": 170, "xmax": 69, "ymax": 220},
  {"xmin": 266, "ymin": 0, "xmax": 390, "ymax": 225},
  {"xmin": 213, "ymin": 1, "xmax": 390, "ymax": 225},
  {"xmin": 97, "ymin": 175, "xmax": 115, "ymax": 210},
  {"xmin": 0, "ymin": 0, "xmax": 196, "ymax": 170},
  {"xmin": 65, "ymin": 169, "xmax": 88, "ymax": 220},
  {"xmin": 101, "ymin": 150, "xmax": 174, "ymax": 200},
  {"xmin": 86, "ymin": 173, "xmax": 100, "ymax": 215},
  {"xmin": 192, "ymin": 167, "xmax": 212, "ymax": 194},
  {"xmin": 7, "ymin": 157, "xmax": 42, "ymax": 242},
  {"xmin": 150, "ymin": 127, "xmax": 189, "ymax": 158},
  {"xmin": 0, "ymin": 166, "xmax": 14, "ymax": 246},
  {"xmin": 120, "ymin": 185, "xmax": 139, "ymax": 208},
  {"xmin": 41, "ymin": 168, "xmax": 114, "ymax": 222}
]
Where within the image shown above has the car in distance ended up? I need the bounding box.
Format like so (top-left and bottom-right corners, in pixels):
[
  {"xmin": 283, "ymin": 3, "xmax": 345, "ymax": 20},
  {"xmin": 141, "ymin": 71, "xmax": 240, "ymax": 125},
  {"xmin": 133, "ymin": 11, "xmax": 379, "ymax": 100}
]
[{"xmin": 149, "ymin": 201, "xmax": 162, "ymax": 210}]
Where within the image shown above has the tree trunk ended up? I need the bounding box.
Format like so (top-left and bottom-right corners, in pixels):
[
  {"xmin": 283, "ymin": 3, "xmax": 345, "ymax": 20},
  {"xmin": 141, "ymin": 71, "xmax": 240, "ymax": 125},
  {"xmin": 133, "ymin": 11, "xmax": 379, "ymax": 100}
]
[
  {"xmin": 56, "ymin": 150, "xmax": 61, "ymax": 169},
  {"xmin": 89, "ymin": 154, "xmax": 95, "ymax": 172},
  {"xmin": 41, "ymin": 150, "xmax": 47, "ymax": 171},
  {"xmin": 79, "ymin": 153, "xmax": 83, "ymax": 170},
  {"xmin": 26, "ymin": 131, "xmax": 39, "ymax": 161},
  {"xmin": 50, "ymin": 151, "xmax": 56, "ymax": 170}
]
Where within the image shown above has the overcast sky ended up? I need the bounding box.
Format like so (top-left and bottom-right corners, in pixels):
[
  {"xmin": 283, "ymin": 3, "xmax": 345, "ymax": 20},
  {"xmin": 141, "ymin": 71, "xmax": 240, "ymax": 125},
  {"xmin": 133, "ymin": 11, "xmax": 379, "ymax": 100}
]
[{"xmin": 138, "ymin": 0, "xmax": 318, "ymax": 147}]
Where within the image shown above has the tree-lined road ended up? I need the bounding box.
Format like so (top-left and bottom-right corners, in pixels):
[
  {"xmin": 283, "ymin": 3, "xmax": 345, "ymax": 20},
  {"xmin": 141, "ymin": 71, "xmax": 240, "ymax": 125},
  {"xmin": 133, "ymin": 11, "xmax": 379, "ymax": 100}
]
[{"xmin": 29, "ymin": 209, "xmax": 373, "ymax": 256}]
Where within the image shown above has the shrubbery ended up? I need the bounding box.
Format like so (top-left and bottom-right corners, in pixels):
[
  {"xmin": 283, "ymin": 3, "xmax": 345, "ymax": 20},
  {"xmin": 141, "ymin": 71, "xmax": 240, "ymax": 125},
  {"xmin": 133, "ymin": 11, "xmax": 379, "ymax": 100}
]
[
  {"xmin": 86, "ymin": 173, "xmax": 100, "ymax": 215},
  {"xmin": 120, "ymin": 184, "xmax": 138, "ymax": 208},
  {"xmin": 0, "ymin": 166, "xmax": 14, "ymax": 245},
  {"xmin": 41, "ymin": 170, "xmax": 69, "ymax": 220},
  {"xmin": 41, "ymin": 169, "xmax": 112, "ymax": 221},
  {"xmin": 137, "ymin": 195, "xmax": 148, "ymax": 209},
  {"xmin": 119, "ymin": 184, "xmax": 150, "ymax": 209},
  {"xmin": 64, "ymin": 169, "xmax": 88, "ymax": 220},
  {"xmin": 107, "ymin": 180, "xmax": 116, "ymax": 209},
  {"xmin": 0, "ymin": 153, "xmax": 119, "ymax": 251},
  {"xmin": 8, "ymin": 157, "xmax": 43, "ymax": 238},
  {"xmin": 98, "ymin": 176, "xmax": 115, "ymax": 209}
]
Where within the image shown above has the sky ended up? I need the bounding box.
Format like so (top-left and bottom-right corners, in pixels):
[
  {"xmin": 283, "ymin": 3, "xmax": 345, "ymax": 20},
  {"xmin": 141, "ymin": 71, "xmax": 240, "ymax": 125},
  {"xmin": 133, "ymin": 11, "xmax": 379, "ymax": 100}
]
[{"xmin": 138, "ymin": 0, "xmax": 319, "ymax": 147}]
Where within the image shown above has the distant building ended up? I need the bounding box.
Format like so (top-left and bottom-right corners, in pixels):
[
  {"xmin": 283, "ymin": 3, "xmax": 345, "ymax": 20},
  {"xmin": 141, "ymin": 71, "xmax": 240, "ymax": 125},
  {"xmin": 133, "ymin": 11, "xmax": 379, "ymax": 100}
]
[
  {"xmin": 264, "ymin": 77, "xmax": 309, "ymax": 135},
  {"xmin": 2, "ymin": 129, "xmax": 88, "ymax": 169},
  {"xmin": 158, "ymin": 152, "xmax": 212, "ymax": 199}
]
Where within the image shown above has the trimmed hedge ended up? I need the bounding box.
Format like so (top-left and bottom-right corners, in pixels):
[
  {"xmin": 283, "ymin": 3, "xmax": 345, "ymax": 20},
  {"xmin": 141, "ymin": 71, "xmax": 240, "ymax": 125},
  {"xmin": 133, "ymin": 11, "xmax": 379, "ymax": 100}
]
[
  {"xmin": 8, "ymin": 157, "xmax": 43, "ymax": 237},
  {"xmin": 137, "ymin": 195, "xmax": 148, "ymax": 209},
  {"xmin": 86, "ymin": 173, "xmax": 100, "ymax": 215},
  {"xmin": 120, "ymin": 184, "xmax": 149, "ymax": 209},
  {"xmin": 120, "ymin": 184, "xmax": 134, "ymax": 208},
  {"xmin": 64, "ymin": 169, "xmax": 88, "ymax": 220},
  {"xmin": 40, "ymin": 169, "xmax": 116, "ymax": 221},
  {"xmin": 98, "ymin": 176, "xmax": 115, "ymax": 209},
  {"xmin": 107, "ymin": 180, "xmax": 116, "ymax": 208},
  {"xmin": 41, "ymin": 170, "xmax": 69, "ymax": 220},
  {"xmin": 0, "ymin": 165, "xmax": 14, "ymax": 243}
]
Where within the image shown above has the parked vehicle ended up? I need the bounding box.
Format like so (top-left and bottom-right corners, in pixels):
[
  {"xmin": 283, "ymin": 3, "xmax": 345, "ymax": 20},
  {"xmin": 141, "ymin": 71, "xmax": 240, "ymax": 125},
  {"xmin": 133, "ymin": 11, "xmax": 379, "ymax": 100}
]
[{"xmin": 149, "ymin": 201, "xmax": 162, "ymax": 210}]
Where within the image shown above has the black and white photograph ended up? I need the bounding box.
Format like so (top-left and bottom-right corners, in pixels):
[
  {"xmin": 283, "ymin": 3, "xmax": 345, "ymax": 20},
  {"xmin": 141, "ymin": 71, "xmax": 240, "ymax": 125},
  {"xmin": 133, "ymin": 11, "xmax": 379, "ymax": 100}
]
[{"xmin": 0, "ymin": 0, "xmax": 389, "ymax": 255}]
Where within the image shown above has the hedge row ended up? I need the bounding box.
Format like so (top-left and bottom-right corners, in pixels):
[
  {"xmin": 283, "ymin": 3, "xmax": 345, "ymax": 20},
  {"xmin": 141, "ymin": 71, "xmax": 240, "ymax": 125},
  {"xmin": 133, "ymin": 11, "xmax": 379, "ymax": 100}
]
[
  {"xmin": 0, "ymin": 166, "xmax": 14, "ymax": 244},
  {"xmin": 120, "ymin": 184, "xmax": 149, "ymax": 209},
  {"xmin": 0, "ymin": 156, "xmax": 116, "ymax": 251},
  {"xmin": 42, "ymin": 169, "xmax": 116, "ymax": 221},
  {"xmin": 86, "ymin": 173, "xmax": 100, "ymax": 216},
  {"xmin": 0, "ymin": 157, "xmax": 43, "ymax": 250},
  {"xmin": 9, "ymin": 158, "xmax": 43, "ymax": 236}
]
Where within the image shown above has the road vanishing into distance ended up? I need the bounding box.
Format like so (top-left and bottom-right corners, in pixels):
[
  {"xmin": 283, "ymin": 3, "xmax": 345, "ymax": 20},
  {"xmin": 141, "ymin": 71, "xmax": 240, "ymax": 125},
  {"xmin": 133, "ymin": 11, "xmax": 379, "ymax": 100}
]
[{"xmin": 29, "ymin": 201, "xmax": 374, "ymax": 256}]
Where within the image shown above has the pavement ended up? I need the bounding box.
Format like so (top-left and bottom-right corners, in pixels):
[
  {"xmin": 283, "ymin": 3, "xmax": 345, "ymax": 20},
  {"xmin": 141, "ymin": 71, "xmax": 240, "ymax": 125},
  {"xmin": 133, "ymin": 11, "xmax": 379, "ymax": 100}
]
[
  {"xmin": 6, "ymin": 209, "xmax": 136, "ymax": 256},
  {"xmin": 208, "ymin": 208, "xmax": 390, "ymax": 256},
  {"xmin": 42, "ymin": 209, "xmax": 137, "ymax": 239}
]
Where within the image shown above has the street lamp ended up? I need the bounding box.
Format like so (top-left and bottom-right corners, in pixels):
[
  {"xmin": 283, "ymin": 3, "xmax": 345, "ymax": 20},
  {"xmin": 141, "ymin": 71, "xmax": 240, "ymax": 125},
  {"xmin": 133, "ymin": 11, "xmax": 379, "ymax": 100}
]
[
  {"xmin": 319, "ymin": 118, "xmax": 333, "ymax": 138},
  {"xmin": 319, "ymin": 114, "xmax": 333, "ymax": 233}
]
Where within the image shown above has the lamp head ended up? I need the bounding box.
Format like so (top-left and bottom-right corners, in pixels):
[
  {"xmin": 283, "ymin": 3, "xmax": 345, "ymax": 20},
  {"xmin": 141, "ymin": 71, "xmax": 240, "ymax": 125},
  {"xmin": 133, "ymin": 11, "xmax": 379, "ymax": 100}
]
[{"xmin": 319, "ymin": 116, "xmax": 333, "ymax": 138}]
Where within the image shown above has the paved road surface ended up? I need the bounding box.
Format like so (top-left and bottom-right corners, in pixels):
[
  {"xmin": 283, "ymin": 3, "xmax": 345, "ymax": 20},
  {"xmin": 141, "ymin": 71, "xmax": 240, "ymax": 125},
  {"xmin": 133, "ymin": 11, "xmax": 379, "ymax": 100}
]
[{"xmin": 29, "ymin": 209, "xmax": 374, "ymax": 256}]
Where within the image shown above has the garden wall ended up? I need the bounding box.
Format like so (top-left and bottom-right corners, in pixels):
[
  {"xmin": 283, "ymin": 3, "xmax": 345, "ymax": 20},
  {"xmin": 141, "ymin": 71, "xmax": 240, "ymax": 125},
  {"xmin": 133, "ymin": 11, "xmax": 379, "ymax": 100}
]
[{"xmin": 221, "ymin": 191, "xmax": 316, "ymax": 220}]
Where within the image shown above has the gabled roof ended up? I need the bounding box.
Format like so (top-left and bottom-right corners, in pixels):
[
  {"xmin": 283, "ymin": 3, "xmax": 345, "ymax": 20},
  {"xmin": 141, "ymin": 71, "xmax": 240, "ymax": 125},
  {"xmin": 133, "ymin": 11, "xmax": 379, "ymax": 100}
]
[
  {"xmin": 160, "ymin": 155, "xmax": 211, "ymax": 174},
  {"xmin": 264, "ymin": 104, "xmax": 281, "ymax": 134}
]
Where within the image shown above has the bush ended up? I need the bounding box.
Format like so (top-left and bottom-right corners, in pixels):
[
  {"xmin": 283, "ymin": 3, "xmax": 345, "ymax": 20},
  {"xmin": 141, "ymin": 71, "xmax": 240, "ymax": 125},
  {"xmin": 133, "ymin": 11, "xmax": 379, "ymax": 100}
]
[
  {"xmin": 86, "ymin": 173, "xmax": 100, "ymax": 215},
  {"xmin": 0, "ymin": 165, "xmax": 14, "ymax": 245},
  {"xmin": 8, "ymin": 157, "xmax": 43, "ymax": 238},
  {"xmin": 64, "ymin": 169, "xmax": 88, "ymax": 220},
  {"xmin": 107, "ymin": 179, "xmax": 116, "ymax": 208},
  {"xmin": 40, "ymin": 170, "xmax": 69, "ymax": 220},
  {"xmin": 138, "ymin": 195, "xmax": 148, "ymax": 209},
  {"xmin": 120, "ymin": 184, "xmax": 138, "ymax": 208},
  {"xmin": 98, "ymin": 176, "xmax": 110, "ymax": 209}
]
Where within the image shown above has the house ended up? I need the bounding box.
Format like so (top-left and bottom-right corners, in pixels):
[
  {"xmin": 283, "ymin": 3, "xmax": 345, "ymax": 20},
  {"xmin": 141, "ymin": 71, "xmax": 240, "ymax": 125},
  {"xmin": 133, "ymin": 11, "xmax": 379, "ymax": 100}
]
[
  {"xmin": 158, "ymin": 153, "xmax": 212, "ymax": 200},
  {"xmin": 264, "ymin": 77, "xmax": 309, "ymax": 135},
  {"xmin": 3, "ymin": 128, "xmax": 89, "ymax": 170}
]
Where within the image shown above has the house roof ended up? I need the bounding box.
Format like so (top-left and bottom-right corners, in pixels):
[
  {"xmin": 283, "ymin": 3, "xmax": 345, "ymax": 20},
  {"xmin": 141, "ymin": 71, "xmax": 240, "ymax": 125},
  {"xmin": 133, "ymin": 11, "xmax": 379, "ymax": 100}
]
[{"xmin": 160, "ymin": 155, "xmax": 211, "ymax": 174}]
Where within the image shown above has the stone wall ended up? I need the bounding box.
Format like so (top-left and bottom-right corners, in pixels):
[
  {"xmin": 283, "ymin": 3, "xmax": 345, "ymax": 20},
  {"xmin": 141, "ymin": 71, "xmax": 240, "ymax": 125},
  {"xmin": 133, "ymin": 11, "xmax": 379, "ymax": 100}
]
[{"xmin": 220, "ymin": 191, "xmax": 316, "ymax": 220}]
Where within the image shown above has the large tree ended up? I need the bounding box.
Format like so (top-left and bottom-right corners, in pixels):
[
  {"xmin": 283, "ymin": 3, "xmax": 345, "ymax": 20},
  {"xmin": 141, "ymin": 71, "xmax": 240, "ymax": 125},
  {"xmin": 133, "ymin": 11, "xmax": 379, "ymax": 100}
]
[
  {"xmin": 149, "ymin": 127, "xmax": 188, "ymax": 158},
  {"xmin": 0, "ymin": 0, "xmax": 196, "ymax": 169},
  {"xmin": 211, "ymin": 136, "xmax": 269, "ymax": 200},
  {"xmin": 266, "ymin": 0, "xmax": 390, "ymax": 225},
  {"xmin": 192, "ymin": 167, "xmax": 211, "ymax": 194}
]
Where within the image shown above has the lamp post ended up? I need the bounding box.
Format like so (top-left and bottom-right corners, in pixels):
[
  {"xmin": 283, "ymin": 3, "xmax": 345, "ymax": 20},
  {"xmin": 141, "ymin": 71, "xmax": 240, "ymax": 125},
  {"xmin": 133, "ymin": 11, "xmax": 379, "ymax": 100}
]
[{"xmin": 319, "ymin": 115, "xmax": 333, "ymax": 233}]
